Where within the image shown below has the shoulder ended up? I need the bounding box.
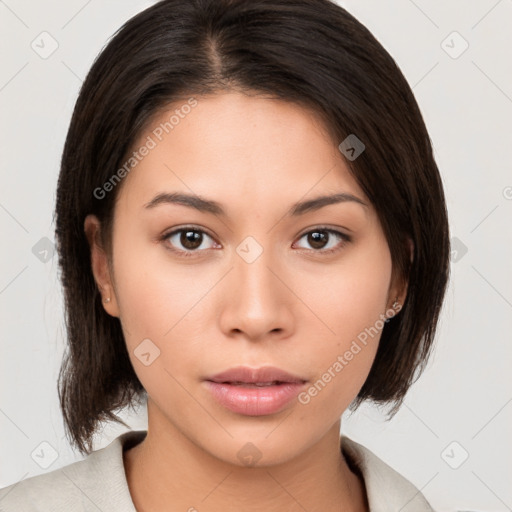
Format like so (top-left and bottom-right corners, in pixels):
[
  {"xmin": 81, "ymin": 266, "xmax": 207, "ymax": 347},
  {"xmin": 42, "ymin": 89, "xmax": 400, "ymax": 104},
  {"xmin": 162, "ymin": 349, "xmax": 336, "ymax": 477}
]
[
  {"xmin": 0, "ymin": 430, "xmax": 146, "ymax": 512},
  {"xmin": 341, "ymin": 435, "xmax": 434, "ymax": 512}
]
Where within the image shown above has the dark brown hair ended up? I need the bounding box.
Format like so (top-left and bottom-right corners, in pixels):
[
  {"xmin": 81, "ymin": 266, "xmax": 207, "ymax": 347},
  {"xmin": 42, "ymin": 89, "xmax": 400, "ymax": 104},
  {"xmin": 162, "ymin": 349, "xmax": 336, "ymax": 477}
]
[{"xmin": 54, "ymin": 0, "xmax": 450, "ymax": 454}]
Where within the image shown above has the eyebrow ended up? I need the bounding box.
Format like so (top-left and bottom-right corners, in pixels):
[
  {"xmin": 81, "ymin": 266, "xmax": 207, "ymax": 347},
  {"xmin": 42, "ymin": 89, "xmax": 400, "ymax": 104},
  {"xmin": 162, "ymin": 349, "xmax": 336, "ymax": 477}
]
[{"xmin": 143, "ymin": 191, "xmax": 369, "ymax": 216}]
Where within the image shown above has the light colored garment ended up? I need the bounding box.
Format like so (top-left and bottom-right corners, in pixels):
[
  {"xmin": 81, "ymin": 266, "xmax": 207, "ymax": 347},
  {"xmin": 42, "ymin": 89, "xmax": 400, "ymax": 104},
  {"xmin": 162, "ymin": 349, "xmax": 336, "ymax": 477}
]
[{"xmin": 0, "ymin": 430, "xmax": 433, "ymax": 511}]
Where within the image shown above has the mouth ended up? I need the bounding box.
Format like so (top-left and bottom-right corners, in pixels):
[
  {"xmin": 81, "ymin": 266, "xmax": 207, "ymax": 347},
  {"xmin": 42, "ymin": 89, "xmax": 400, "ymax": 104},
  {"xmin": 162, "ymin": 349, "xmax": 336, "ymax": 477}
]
[
  {"xmin": 221, "ymin": 381, "xmax": 291, "ymax": 387},
  {"xmin": 204, "ymin": 366, "xmax": 307, "ymax": 416},
  {"xmin": 207, "ymin": 365, "xmax": 306, "ymax": 385}
]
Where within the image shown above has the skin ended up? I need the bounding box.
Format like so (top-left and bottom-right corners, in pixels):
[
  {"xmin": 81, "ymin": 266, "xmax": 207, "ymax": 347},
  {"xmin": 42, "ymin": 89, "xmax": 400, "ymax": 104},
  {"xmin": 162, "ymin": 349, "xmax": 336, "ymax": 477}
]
[{"xmin": 85, "ymin": 91, "xmax": 408, "ymax": 512}]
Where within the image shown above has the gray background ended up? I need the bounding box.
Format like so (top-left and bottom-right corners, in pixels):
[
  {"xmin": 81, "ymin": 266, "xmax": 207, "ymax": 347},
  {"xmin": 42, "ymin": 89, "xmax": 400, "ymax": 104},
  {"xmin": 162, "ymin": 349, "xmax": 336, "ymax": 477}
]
[{"xmin": 1, "ymin": 1, "xmax": 511, "ymax": 510}]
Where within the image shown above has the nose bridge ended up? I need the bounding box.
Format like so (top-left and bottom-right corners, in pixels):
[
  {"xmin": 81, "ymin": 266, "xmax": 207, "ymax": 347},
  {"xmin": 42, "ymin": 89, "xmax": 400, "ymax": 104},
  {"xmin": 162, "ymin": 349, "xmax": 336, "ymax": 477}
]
[
  {"xmin": 218, "ymin": 239, "xmax": 293, "ymax": 340},
  {"xmin": 237, "ymin": 248, "xmax": 277, "ymax": 306}
]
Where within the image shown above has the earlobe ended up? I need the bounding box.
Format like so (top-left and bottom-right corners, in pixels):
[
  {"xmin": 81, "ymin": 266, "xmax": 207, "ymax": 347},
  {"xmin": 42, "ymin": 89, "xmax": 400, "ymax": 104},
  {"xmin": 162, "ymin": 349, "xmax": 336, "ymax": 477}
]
[
  {"xmin": 401, "ymin": 237, "xmax": 414, "ymax": 304},
  {"xmin": 84, "ymin": 214, "xmax": 120, "ymax": 317},
  {"xmin": 398, "ymin": 238, "xmax": 414, "ymax": 308},
  {"xmin": 388, "ymin": 237, "xmax": 414, "ymax": 313}
]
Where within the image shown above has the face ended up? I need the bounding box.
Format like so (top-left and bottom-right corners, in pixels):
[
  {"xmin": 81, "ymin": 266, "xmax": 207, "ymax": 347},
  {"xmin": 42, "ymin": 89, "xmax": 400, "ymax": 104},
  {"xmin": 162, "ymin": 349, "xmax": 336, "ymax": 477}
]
[{"xmin": 86, "ymin": 91, "xmax": 404, "ymax": 466}]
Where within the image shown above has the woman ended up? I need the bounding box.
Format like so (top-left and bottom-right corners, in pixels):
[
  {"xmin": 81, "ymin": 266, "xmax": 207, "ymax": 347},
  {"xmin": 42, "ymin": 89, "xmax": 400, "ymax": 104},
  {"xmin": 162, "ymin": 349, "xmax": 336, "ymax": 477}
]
[{"xmin": 0, "ymin": 0, "xmax": 450, "ymax": 510}]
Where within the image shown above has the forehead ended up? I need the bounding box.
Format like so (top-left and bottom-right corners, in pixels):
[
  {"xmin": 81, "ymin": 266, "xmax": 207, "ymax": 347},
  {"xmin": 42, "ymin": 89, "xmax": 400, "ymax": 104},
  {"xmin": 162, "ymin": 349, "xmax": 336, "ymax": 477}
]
[{"xmin": 116, "ymin": 92, "xmax": 370, "ymax": 213}]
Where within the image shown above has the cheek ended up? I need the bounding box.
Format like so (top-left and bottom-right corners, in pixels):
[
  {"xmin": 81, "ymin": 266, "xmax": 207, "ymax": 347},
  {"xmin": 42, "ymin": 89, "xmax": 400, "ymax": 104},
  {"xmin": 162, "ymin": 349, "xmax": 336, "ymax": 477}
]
[
  {"xmin": 295, "ymin": 233, "xmax": 392, "ymax": 342},
  {"xmin": 110, "ymin": 242, "xmax": 209, "ymax": 414},
  {"xmin": 111, "ymin": 232, "xmax": 216, "ymax": 370},
  {"xmin": 293, "ymin": 238, "xmax": 392, "ymax": 413}
]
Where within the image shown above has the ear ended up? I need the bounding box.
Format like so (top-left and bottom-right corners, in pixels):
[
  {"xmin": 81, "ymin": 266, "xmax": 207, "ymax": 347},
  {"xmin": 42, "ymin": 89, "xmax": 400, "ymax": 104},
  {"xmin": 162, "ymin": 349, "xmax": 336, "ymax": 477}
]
[
  {"xmin": 84, "ymin": 214, "xmax": 120, "ymax": 317},
  {"xmin": 388, "ymin": 237, "xmax": 414, "ymax": 312}
]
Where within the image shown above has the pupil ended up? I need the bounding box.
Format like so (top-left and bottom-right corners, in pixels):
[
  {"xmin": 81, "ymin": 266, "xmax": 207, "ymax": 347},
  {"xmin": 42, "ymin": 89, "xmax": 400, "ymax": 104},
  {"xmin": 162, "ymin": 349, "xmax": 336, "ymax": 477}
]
[
  {"xmin": 309, "ymin": 231, "xmax": 327, "ymax": 249},
  {"xmin": 181, "ymin": 230, "xmax": 202, "ymax": 249}
]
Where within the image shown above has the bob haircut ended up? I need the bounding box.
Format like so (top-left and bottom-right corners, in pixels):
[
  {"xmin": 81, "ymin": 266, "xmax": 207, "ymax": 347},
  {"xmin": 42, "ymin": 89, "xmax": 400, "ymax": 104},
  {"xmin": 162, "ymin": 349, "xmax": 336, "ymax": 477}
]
[{"xmin": 54, "ymin": 0, "xmax": 450, "ymax": 454}]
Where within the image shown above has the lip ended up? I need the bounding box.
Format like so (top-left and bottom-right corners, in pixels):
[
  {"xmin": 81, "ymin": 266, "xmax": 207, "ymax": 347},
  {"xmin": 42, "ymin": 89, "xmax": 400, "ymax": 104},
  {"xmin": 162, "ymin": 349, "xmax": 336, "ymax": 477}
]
[
  {"xmin": 204, "ymin": 366, "xmax": 307, "ymax": 416},
  {"xmin": 207, "ymin": 366, "xmax": 306, "ymax": 385}
]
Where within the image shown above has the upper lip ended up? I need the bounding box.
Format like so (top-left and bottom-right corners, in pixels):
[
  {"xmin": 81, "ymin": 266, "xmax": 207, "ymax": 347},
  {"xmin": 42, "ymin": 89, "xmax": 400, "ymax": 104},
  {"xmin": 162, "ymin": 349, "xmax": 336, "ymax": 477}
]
[{"xmin": 206, "ymin": 366, "xmax": 307, "ymax": 384}]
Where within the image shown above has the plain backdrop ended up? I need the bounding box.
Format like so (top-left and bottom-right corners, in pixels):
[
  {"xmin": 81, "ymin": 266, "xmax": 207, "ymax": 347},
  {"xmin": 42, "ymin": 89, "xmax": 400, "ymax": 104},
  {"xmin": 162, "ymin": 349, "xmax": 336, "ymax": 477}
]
[{"xmin": 1, "ymin": 1, "xmax": 511, "ymax": 510}]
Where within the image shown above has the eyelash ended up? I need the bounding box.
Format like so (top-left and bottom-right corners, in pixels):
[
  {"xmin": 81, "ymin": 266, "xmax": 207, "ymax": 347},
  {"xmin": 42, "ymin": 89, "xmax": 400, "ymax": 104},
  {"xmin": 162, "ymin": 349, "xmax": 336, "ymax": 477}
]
[{"xmin": 159, "ymin": 225, "xmax": 352, "ymax": 258}]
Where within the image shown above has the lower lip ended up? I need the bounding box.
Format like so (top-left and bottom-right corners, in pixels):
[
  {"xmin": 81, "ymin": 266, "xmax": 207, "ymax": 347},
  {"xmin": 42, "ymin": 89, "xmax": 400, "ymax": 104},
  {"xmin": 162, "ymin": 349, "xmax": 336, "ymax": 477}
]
[{"xmin": 204, "ymin": 381, "xmax": 306, "ymax": 416}]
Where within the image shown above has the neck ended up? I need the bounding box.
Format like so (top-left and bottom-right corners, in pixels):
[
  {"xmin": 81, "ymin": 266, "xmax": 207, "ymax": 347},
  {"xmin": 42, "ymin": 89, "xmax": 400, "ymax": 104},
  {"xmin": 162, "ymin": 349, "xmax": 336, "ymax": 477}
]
[{"xmin": 124, "ymin": 409, "xmax": 368, "ymax": 512}]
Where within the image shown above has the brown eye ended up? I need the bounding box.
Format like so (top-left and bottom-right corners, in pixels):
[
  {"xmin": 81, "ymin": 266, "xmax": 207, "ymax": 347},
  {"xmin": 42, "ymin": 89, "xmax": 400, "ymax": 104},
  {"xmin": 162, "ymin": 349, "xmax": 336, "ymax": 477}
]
[
  {"xmin": 294, "ymin": 228, "xmax": 351, "ymax": 253},
  {"xmin": 180, "ymin": 230, "xmax": 203, "ymax": 250},
  {"xmin": 307, "ymin": 231, "xmax": 329, "ymax": 249},
  {"xmin": 163, "ymin": 227, "xmax": 217, "ymax": 254}
]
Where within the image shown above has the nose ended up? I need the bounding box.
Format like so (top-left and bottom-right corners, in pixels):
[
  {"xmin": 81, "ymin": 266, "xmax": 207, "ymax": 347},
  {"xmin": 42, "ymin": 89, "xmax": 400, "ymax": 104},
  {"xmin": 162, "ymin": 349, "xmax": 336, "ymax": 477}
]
[{"xmin": 217, "ymin": 247, "xmax": 295, "ymax": 342}]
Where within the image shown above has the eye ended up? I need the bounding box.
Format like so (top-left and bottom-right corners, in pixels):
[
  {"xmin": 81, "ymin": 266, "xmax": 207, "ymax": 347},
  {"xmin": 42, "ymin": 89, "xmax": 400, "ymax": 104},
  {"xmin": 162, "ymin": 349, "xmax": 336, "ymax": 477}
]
[
  {"xmin": 160, "ymin": 225, "xmax": 351, "ymax": 258},
  {"xmin": 293, "ymin": 227, "xmax": 351, "ymax": 254},
  {"xmin": 161, "ymin": 226, "xmax": 219, "ymax": 256}
]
